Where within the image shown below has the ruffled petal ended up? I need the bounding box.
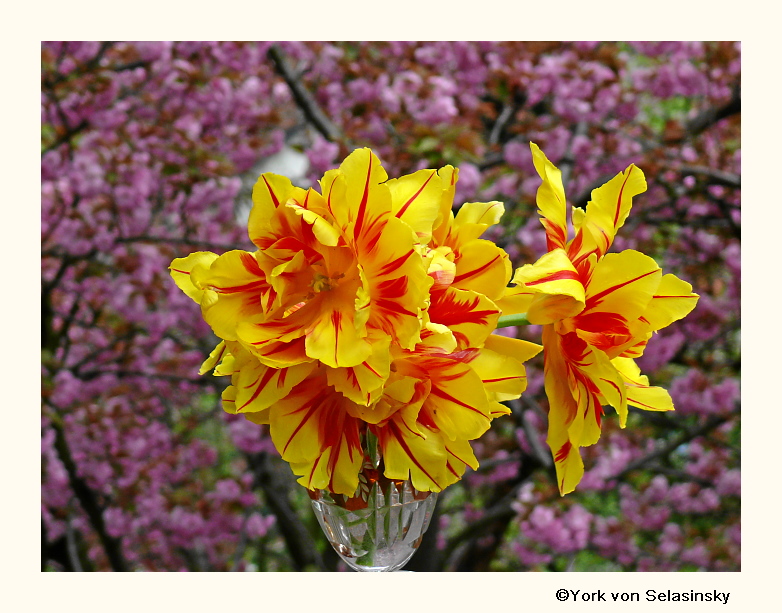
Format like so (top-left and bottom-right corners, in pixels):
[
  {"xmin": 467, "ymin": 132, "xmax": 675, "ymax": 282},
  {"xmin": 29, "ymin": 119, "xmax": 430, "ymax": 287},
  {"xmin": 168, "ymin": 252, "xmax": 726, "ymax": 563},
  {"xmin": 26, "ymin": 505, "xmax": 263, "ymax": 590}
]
[
  {"xmin": 191, "ymin": 250, "xmax": 273, "ymax": 340},
  {"xmin": 361, "ymin": 216, "xmax": 431, "ymax": 350},
  {"xmin": 232, "ymin": 358, "xmax": 316, "ymax": 415},
  {"xmin": 451, "ymin": 239, "xmax": 512, "ymax": 301},
  {"xmin": 249, "ymin": 173, "xmax": 297, "ymax": 245},
  {"xmin": 326, "ymin": 334, "xmax": 391, "ymax": 406},
  {"xmin": 416, "ymin": 356, "xmax": 493, "ymax": 441},
  {"xmin": 542, "ymin": 326, "xmax": 584, "ymax": 495},
  {"xmin": 169, "ymin": 251, "xmax": 219, "ymax": 304},
  {"xmin": 641, "ymin": 273, "xmax": 700, "ymax": 332},
  {"xmin": 466, "ymin": 339, "xmax": 534, "ymax": 403},
  {"xmin": 377, "ymin": 413, "xmax": 448, "ymax": 492},
  {"xmin": 512, "ymin": 248, "xmax": 585, "ymax": 324},
  {"xmin": 305, "ymin": 297, "xmax": 373, "ymax": 368},
  {"xmin": 568, "ymin": 164, "xmax": 647, "ymax": 266},
  {"xmin": 269, "ymin": 375, "xmax": 364, "ymax": 496},
  {"xmin": 581, "ymin": 250, "xmax": 661, "ymax": 323},
  {"xmin": 427, "ymin": 287, "xmax": 500, "ymax": 349},
  {"xmin": 336, "ymin": 147, "xmax": 391, "ymax": 241},
  {"xmin": 613, "ymin": 357, "xmax": 675, "ymax": 413},
  {"xmin": 530, "ymin": 142, "xmax": 568, "ymax": 251},
  {"xmin": 387, "ymin": 168, "xmax": 443, "ymax": 244}
]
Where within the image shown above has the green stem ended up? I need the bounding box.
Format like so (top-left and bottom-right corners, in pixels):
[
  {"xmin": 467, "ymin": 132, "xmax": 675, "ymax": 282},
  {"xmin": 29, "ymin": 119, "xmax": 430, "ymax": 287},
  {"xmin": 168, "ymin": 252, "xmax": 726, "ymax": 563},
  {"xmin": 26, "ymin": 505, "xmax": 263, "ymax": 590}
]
[{"xmin": 496, "ymin": 312, "xmax": 530, "ymax": 328}]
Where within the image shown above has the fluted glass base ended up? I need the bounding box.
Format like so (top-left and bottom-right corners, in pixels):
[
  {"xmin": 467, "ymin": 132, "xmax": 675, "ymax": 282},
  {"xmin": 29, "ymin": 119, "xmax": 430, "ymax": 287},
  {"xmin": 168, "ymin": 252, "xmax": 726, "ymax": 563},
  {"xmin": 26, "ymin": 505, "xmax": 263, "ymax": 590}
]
[{"xmin": 309, "ymin": 479, "xmax": 437, "ymax": 572}]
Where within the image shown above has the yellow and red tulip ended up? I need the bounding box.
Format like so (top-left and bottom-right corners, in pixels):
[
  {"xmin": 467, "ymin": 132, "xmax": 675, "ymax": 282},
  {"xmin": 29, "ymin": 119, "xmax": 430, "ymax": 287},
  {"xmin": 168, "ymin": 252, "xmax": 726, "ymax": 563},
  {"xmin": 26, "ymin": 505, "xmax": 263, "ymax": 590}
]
[
  {"xmin": 505, "ymin": 143, "xmax": 699, "ymax": 495},
  {"xmin": 170, "ymin": 144, "xmax": 697, "ymax": 499}
]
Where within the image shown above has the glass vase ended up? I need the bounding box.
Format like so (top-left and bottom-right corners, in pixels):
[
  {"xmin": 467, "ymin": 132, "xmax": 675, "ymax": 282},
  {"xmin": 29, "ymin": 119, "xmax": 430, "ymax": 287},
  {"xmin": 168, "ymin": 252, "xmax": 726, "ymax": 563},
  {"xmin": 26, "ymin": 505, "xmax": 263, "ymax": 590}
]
[{"xmin": 307, "ymin": 434, "xmax": 438, "ymax": 572}]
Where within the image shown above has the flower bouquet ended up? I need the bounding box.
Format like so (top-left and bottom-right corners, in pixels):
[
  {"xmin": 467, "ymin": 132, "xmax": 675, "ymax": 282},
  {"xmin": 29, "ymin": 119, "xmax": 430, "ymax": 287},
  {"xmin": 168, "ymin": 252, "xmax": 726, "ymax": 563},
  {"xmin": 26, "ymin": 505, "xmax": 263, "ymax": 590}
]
[{"xmin": 170, "ymin": 144, "xmax": 698, "ymax": 571}]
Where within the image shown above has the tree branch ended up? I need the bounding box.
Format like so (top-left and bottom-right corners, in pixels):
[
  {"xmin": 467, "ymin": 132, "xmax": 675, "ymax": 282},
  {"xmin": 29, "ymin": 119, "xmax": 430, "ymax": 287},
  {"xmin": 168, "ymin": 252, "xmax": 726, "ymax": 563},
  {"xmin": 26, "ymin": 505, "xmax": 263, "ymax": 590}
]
[
  {"xmin": 267, "ymin": 45, "xmax": 344, "ymax": 144},
  {"xmin": 246, "ymin": 451, "xmax": 336, "ymax": 571},
  {"xmin": 612, "ymin": 412, "xmax": 737, "ymax": 482},
  {"xmin": 49, "ymin": 416, "xmax": 130, "ymax": 571},
  {"xmin": 683, "ymin": 82, "xmax": 740, "ymax": 138}
]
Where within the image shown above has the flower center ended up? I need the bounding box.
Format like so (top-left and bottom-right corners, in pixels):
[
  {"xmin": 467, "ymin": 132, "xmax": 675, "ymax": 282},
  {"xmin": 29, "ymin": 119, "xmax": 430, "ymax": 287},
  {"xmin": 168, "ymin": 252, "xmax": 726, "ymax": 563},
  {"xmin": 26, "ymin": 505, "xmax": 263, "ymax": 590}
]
[{"xmin": 311, "ymin": 272, "xmax": 344, "ymax": 293}]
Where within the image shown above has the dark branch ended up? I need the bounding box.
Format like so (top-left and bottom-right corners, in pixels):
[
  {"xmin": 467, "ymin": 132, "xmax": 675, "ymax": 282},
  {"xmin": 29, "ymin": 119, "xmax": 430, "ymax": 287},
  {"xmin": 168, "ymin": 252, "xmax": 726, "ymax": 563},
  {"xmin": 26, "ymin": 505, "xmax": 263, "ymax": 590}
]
[
  {"xmin": 49, "ymin": 416, "xmax": 130, "ymax": 571},
  {"xmin": 612, "ymin": 412, "xmax": 737, "ymax": 482},
  {"xmin": 678, "ymin": 165, "xmax": 741, "ymax": 188},
  {"xmin": 684, "ymin": 82, "xmax": 740, "ymax": 138},
  {"xmin": 246, "ymin": 451, "xmax": 335, "ymax": 571},
  {"xmin": 267, "ymin": 45, "xmax": 343, "ymax": 144}
]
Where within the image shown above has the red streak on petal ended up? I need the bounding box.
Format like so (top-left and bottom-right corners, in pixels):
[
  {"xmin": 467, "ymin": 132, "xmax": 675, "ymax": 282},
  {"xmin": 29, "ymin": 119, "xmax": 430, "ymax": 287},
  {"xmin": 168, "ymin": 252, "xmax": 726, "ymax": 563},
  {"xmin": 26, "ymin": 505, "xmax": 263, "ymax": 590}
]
[
  {"xmin": 361, "ymin": 360, "xmax": 382, "ymax": 378},
  {"xmin": 277, "ymin": 367, "xmax": 288, "ymax": 388},
  {"xmin": 171, "ymin": 268, "xmax": 189, "ymax": 275},
  {"xmin": 262, "ymin": 175, "xmax": 280, "ymax": 207},
  {"xmin": 613, "ymin": 168, "xmax": 632, "ymax": 228},
  {"xmin": 375, "ymin": 299, "xmax": 417, "ymax": 317},
  {"xmin": 600, "ymin": 377, "xmax": 622, "ymax": 401},
  {"xmin": 555, "ymin": 440, "xmax": 572, "ymax": 463},
  {"xmin": 542, "ymin": 218, "xmax": 566, "ymax": 251},
  {"xmin": 307, "ymin": 453, "xmax": 323, "ymax": 486},
  {"xmin": 354, "ymin": 154, "xmax": 373, "ymax": 237},
  {"xmin": 239, "ymin": 367, "xmax": 279, "ymax": 411},
  {"xmin": 482, "ymin": 376, "xmax": 520, "ymax": 383},
  {"xmin": 396, "ymin": 171, "xmax": 435, "ymax": 218},
  {"xmin": 453, "ymin": 253, "xmax": 501, "ymax": 284},
  {"xmin": 378, "ymin": 250, "xmax": 413, "ymax": 277},
  {"xmin": 331, "ymin": 310, "xmax": 342, "ymax": 365},
  {"xmin": 430, "ymin": 387, "xmax": 484, "ymax": 415},
  {"xmin": 446, "ymin": 446, "xmax": 471, "ymax": 467},
  {"xmin": 525, "ymin": 268, "xmax": 580, "ymax": 286},
  {"xmin": 210, "ymin": 280, "xmax": 266, "ymax": 295},
  {"xmin": 586, "ymin": 268, "xmax": 658, "ymax": 310},
  {"xmin": 240, "ymin": 252, "xmax": 264, "ymax": 276},
  {"xmin": 282, "ymin": 401, "xmax": 320, "ymax": 455},
  {"xmin": 628, "ymin": 397, "xmax": 660, "ymax": 410},
  {"xmin": 387, "ymin": 421, "xmax": 441, "ymax": 488}
]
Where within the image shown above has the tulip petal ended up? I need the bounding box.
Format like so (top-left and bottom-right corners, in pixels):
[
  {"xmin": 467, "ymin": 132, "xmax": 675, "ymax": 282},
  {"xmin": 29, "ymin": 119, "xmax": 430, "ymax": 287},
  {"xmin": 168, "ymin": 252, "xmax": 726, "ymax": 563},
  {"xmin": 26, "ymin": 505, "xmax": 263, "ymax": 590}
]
[
  {"xmin": 362, "ymin": 216, "xmax": 431, "ymax": 350},
  {"xmin": 641, "ymin": 273, "xmax": 700, "ymax": 332},
  {"xmin": 613, "ymin": 357, "xmax": 675, "ymax": 413},
  {"xmin": 427, "ymin": 287, "xmax": 500, "ymax": 349},
  {"xmin": 305, "ymin": 298, "xmax": 373, "ymax": 368},
  {"xmin": 530, "ymin": 142, "xmax": 568, "ymax": 251},
  {"xmin": 443, "ymin": 438, "xmax": 479, "ymax": 485},
  {"xmin": 378, "ymin": 415, "xmax": 447, "ymax": 492},
  {"xmin": 494, "ymin": 285, "xmax": 535, "ymax": 317},
  {"xmin": 452, "ymin": 239, "xmax": 512, "ymax": 301},
  {"xmin": 249, "ymin": 173, "xmax": 297, "ymax": 244},
  {"xmin": 452, "ymin": 201, "xmax": 505, "ymax": 246},
  {"xmin": 327, "ymin": 335, "xmax": 391, "ymax": 406},
  {"xmin": 419, "ymin": 357, "xmax": 493, "ymax": 441},
  {"xmin": 568, "ymin": 164, "xmax": 647, "ymax": 267},
  {"xmin": 270, "ymin": 378, "xmax": 364, "ymax": 496},
  {"xmin": 432, "ymin": 165, "xmax": 458, "ymax": 241},
  {"xmin": 387, "ymin": 168, "xmax": 442, "ymax": 243},
  {"xmin": 542, "ymin": 326, "xmax": 584, "ymax": 495},
  {"xmin": 337, "ymin": 147, "xmax": 391, "ymax": 240},
  {"xmin": 199, "ymin": 340, "xmax": 228, "ymax": 375},
  {"xmin": 190, "ymin": 250, "xmax": 274, "ymax": 340},
  {"xmin": 467, "ymin": 341, "xmax": 531, "ymax": 402},
  {"xmin": 169, "ymin": 251, "xmax": 219, "ymax": 304},
  {"xmin": 582, "ymin": 250, "xmax": 661, "ymax": 323},
  {"xmin": 233, "ymin": 359, "xmax": 315, "ymax": 415},
  {"xmin": 512, "ymin": 249, "xmax": 585, "ymax": 324}
]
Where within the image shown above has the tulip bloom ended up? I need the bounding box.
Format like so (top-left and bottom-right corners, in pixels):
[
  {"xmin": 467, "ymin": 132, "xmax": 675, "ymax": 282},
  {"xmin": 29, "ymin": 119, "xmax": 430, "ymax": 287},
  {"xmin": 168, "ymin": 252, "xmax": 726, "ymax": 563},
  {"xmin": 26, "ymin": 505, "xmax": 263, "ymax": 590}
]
[
  {"xmin": 505, "ymin": 143, "xmax": 699, "ymax": 494},
  {"xmin": 171, "ymin": 149, "xmax": 541, "ymax": 496}
]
